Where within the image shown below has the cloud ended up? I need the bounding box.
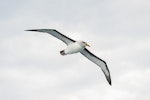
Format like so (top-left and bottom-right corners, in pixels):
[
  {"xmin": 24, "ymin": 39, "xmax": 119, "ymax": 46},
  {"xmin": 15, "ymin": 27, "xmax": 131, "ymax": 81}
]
[{"xmin": 0, "ymin": 0, "xmax": 150, "ymax": 100}]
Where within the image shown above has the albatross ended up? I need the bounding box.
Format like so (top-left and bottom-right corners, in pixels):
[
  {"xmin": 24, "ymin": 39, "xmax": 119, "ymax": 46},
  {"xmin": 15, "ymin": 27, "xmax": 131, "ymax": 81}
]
[{"xmin": 26, "ymin": 29, "xmax": 111, "ymax": 85}]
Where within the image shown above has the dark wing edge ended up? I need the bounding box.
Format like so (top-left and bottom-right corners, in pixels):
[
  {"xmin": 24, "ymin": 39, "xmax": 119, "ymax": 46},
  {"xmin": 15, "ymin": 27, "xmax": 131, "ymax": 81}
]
[
  {"xmin": 25, "ymin": 29, "xmax": 76, "ymax": 45},
  {"xmin": 80, "ymin": 48, "xmax": 111, "ymax": 85}
]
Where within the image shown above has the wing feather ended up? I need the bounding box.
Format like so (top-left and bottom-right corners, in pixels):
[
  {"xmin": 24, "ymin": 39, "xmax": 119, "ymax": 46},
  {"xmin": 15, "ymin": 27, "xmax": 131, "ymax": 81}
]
[
  {"xmin": 80, "ymin": 48, "xmax": 111, "ymax": 85},
  {"xmin": 26, "ymin": 29, "xmax": 75, "ymax": 45}
]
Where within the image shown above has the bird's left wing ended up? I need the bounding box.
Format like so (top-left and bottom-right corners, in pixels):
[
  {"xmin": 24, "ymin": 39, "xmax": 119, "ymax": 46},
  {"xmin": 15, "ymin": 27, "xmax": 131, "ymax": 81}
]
[
  {"xmin": 26, "ymin": 29, "xmax": 75, "ymax": 45},
  {"xmin": 80, "ymin": 48, "xmax": 111, "ymax": 85}
]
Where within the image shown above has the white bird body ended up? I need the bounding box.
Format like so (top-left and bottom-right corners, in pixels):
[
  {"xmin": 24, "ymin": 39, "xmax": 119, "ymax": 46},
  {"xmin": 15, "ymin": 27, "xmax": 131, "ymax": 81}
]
[
  {"xmin": 61, "ymin": 41, "xmax": 87, "ymax": 55},
  {"xmin": 26, "ymin": 29, "xmax": 112, "ymax": 85},
  {"xmin": 63, "ymin": 42, "xmax": 84, "ymax": 55}
]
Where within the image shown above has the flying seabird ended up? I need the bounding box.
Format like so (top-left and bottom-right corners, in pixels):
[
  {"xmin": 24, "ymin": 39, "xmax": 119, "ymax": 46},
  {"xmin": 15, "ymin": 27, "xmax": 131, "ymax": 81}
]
[{"xmin": 26, "ymin": 29, "xmax": 111, "ymax": 85}]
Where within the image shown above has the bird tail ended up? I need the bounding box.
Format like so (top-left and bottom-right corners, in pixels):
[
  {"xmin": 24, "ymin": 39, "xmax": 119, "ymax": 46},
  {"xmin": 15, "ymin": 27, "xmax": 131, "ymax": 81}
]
[{"xmin": 60, "ymin": 50, "xmax": 65, "ymax": 55}]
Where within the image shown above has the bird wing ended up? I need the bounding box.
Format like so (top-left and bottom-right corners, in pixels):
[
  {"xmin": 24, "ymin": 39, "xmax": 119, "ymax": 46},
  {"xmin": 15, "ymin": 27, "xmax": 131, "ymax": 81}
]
[
  {"xmin": 80, "ymin": 48, "xmax": 111, "ymax": 85},
  {"xmin": 26, "ymin": 29, "xmax": 75, "ymax": 45}
]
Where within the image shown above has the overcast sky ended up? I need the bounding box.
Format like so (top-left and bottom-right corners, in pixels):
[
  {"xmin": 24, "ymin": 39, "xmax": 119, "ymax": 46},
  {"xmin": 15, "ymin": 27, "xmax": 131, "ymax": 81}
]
[{"xmin": 0, "ymin": 0, "xmax": 150, "ymax": 100}]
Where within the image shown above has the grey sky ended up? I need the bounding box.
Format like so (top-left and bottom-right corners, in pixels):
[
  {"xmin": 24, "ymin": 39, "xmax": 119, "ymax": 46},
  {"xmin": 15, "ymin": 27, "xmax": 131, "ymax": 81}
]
[{"xmin": 0, "ymin": 0, "xmax": 150, "ymax": 100}]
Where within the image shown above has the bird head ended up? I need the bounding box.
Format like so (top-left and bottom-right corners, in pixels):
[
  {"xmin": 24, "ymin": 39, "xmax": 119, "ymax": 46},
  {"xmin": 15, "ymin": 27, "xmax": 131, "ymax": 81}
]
[{"xmin": 79, "ymin": 41, "xmax": 90, "ymax": 47}]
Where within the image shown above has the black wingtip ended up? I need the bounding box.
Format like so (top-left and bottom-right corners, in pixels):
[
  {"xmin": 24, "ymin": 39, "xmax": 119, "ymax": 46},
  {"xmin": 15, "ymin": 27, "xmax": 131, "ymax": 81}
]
[
  {"xmin": 105, "ymin": 75, "xmax": 112, "ymax": 86},
  {"xmin": 107, "ymin": 77, "xmax": 112, "ymax": 86},
  {"xmin": 25, "ymin": 29, "xmax": 39, "ymax": 31},
  {"xmin": 109, "ymin": 80, "xmax": 112, "ymax": 86}
]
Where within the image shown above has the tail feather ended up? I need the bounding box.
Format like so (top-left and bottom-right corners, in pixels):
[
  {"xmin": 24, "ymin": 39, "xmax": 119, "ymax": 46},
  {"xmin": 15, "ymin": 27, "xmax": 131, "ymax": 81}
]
[{"xmin": 60, "ymin": 50, "xmax": 65, "ymax": 55}]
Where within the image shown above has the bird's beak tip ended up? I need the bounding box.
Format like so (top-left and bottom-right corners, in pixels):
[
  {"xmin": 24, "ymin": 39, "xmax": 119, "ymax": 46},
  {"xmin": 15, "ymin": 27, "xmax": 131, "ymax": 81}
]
[{"xmin": 86, "ymin": 43, "xmax": 90, "ymax": 47}]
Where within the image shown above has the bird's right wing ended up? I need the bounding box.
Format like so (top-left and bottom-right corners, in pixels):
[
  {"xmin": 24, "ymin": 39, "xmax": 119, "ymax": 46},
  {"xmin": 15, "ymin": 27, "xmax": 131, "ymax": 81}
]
[
  {"xmin": 80, "ymin": 48, "xmax": 111, "ymax": 85},
  {"xmin": 26, "ymin": 29, "xmax": 76, "ymax": 45}
]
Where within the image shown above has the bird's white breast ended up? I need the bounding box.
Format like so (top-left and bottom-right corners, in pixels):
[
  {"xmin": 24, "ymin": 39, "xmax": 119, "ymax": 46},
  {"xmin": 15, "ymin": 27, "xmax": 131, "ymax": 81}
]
[{"xmin": 64, "ymin": 42, "xmax": 84, "ymax": 55}]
